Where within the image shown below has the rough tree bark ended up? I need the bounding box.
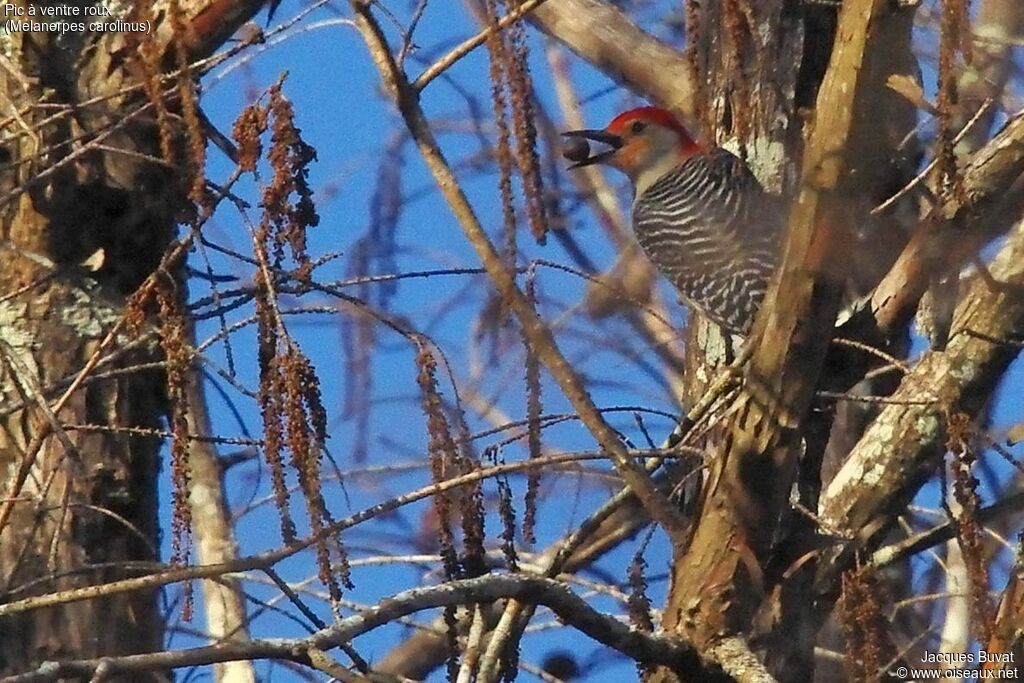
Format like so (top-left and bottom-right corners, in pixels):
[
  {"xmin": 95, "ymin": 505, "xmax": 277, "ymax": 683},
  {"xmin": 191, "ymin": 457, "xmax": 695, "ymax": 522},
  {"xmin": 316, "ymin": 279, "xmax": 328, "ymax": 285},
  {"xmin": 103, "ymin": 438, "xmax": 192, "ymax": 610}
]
[
  {"xmin": 653, "ymin": 1, "xmax": 919, "ymax": 681},
  {"xmin": 0, "ymin": 1, "xmax": 267, "ymax": 678}
]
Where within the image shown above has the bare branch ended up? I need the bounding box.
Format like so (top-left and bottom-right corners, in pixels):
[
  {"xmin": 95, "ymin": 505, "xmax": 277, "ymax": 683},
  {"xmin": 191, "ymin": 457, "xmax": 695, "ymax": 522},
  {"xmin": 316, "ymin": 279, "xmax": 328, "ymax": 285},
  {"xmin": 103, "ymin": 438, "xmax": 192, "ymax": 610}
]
[
  {"xmin": 347, "ymin": 0, "xmax": 688, "ymax": 540},
  {"xmin": 185, "ymin": 361, "xmax": 255, "ymax": 683},
  {"xmin": 528, "ymin": 0, "xmax": 697, "ymax": 120},
  {"xmin": 870, "ymin": 111, "xmax": 1024, "ymax": 336},
  {"xmin": 4, "ymin": 576, "xmax": 701, "ymax": 682},
  {"xmin": 0, "ymin": 450, "xmax": 670, "ymax": 619},
  {"xmin": 822, "ymin": 218, "xmax": 1024, "ymax": 546}
]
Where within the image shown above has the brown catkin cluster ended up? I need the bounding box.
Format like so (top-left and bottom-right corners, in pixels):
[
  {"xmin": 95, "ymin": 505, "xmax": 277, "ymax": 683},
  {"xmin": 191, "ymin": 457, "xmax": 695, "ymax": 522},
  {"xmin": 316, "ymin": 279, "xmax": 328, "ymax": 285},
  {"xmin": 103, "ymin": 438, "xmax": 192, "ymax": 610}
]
[
  {"xmin": 947, "ymin": 411, "xmax": 995, "ymax": 642},
  {"xmin": 255, "ymin": 83, "xmax": 320, "ymax": 284},
  {"xmin": 131, "ymin": 1, "xmax": 176, "ymax": 165},
  {"xmin": 167, "ymin": 0, "xmax": 207, "ymax": 208},
  {"xmin": 522, "ymin": 271, "xmax": 543, "ymax": 543},
  {"xmin": 154, "ymin": 275, "xmax": 194, "ymax": 619},
  {"xmin": 936, "ymin": 0, "xmax": 971, "ymax": 206},
  {"xmin": 231, "ymin": 102, "xmax": 269, "ymax": 173},
  {"xmin": 484, "ymin": 1, "xmax": 518, "ymax": 269},
  {"xmin": 504, "ymin": 2, "xmax": 546, "ymax": 245},
  {"xmin": 283, "ymin": 348, "xmax": 350, "ymax": 602},
  {"xmin": 123, "ymin": 280, "xmax": 153, "ymax": 339},
  {"xmin": 237, "ymin": 80, "xmax": 349, "ymax": 603},
  {"xmin": 130, "ymin": 0, "xmax": 206, "ymax": 211},
  {"xmin": 256, "ymin": 318, "xmax": 297, "ymax": 543},
  {"xmin": 416, "ymin": 344, "xmax": 463, "ymax": 581},
  {"xmin": 628, "ymin": 548, "xmax": 655, "ymax": 679},
  {"xmin": 838, "ymin": 565, "xmax": 894, "ymax": 683},
  {"xmin": 416, "ymin": 342, "xmax": 489, "ymax": 674},
  {"xmin": 258, "ymin": 342, "xmax": 351, "ymax": 604},
  {"xmin": 627, "ymin": 551, "xmax": 655, "ymax": 633},
  {"xmin": 488, "ymin": 447, "xmax": 522, "ymax": 681},
  {"xmin": 482, "ymin": 0, "xmax": 548, "ymax": 249},
  {"xmin": 490, "ymin": 447, "xmax": 520, "ymax": 573}
]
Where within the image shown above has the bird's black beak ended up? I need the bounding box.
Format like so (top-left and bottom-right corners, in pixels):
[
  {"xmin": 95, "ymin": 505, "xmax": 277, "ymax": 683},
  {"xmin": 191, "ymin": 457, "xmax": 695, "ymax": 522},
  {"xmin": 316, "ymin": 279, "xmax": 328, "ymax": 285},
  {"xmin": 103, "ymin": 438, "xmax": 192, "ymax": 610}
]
[{"xmin": 561, "ymin": 129, "xmax": 623, "ymax": 169}]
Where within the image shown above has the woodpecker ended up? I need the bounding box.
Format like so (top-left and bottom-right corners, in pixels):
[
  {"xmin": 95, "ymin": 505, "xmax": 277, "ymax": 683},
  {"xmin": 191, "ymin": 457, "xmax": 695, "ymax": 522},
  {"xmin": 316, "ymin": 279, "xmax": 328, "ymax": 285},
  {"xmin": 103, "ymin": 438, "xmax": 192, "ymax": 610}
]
[{"xmin": 563, "ymin": 107, "xmax": 783, "ymax": 335}]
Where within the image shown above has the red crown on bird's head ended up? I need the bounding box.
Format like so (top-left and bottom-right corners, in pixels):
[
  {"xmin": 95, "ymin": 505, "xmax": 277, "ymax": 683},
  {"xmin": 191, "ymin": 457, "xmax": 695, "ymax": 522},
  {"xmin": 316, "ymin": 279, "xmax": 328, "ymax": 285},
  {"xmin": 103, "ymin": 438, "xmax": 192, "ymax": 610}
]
[{"xmin": 606, "ymin": 106, "xmax": 699, "ymax": 154}]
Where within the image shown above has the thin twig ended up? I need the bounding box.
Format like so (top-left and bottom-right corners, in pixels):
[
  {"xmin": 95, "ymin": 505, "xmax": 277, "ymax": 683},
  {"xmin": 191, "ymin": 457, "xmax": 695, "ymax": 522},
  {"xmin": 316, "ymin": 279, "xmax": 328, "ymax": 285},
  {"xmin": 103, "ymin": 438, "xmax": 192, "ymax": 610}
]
[
  {"xmin": 870, "ymin": 98, "xmax": 995, "ymax": 215},
  {"xmin": 3, "ymin": 575, "xmax": 699, "ymax": 683},
  {"xmin": 349, "ymin": 0, "xmax": 685, "ymax": 533},
  {"xmin": 0, "ymin": 449, "xmax": 679, "ymax": 619},
  {"xmin": 412, "ymin": 0, "xmax": 551, "ymax": 91}
]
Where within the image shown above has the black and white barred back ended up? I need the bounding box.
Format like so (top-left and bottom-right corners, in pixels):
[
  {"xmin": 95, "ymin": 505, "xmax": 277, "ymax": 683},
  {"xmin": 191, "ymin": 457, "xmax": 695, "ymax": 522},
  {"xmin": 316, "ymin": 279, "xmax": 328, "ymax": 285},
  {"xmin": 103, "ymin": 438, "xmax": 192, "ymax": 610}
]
[{"xmin": 631, "ymin": 148, "xmax": 783, "ymax": 334}]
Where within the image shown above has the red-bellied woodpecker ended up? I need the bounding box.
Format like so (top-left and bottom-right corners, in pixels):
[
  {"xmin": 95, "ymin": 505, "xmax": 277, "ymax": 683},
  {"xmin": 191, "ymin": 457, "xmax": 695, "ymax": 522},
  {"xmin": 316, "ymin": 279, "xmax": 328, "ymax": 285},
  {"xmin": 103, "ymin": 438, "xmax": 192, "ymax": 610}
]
[{"xmin": 563, "ymin": 106, "xmax": 783, "ymax": 335}]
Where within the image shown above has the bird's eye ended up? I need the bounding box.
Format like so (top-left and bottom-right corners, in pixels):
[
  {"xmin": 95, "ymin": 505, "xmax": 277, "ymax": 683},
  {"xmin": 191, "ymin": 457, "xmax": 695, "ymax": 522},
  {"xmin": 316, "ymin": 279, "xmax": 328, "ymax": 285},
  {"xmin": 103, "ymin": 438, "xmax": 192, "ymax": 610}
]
[{"xmin": 630, "ymin": 120, "xmax": 647, "ymax": 134}]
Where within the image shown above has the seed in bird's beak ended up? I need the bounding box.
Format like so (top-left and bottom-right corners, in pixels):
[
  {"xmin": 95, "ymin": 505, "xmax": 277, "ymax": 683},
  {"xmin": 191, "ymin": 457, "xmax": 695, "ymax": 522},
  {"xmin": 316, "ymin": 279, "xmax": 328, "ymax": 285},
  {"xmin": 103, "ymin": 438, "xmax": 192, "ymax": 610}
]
[{"xmin": 561, "ymin": 136, "xmax": 592, "ymax": 164}]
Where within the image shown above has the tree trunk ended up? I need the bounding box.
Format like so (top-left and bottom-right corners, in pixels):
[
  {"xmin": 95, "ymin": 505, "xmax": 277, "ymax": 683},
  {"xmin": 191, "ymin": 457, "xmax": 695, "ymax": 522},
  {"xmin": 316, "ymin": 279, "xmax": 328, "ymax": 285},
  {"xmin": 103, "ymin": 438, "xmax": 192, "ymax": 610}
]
[
  {"xmin": 0, "ymin": 1, "xmax": 267, "ymax": 677},
  {"xmin": 654, "ymin": 2, "xmax": 919, "ymax": 681},
  {"xmin": 0, "ymin": 19, "xmax": 174, "ymax": 683}
]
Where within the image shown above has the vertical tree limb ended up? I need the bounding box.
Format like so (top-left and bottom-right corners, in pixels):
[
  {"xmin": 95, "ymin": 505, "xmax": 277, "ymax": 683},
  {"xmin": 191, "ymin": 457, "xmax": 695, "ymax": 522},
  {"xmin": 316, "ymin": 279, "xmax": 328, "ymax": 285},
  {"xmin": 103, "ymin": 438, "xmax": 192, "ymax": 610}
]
[
  {"xmin": 654, "ymin": 0, "xmax": 894, "ymax": 677},
  {"xmin": 186, "ymin": 362, "xmax": 256, "ymax": 683}
]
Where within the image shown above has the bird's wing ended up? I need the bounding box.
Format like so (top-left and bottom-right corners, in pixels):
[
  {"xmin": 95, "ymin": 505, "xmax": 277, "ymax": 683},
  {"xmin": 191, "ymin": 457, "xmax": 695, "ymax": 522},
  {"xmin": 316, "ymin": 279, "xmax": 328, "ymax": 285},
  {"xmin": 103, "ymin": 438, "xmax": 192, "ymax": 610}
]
[{"xmin": 631, "ymin": 149, "xmax": 782, "ymax": 333}]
